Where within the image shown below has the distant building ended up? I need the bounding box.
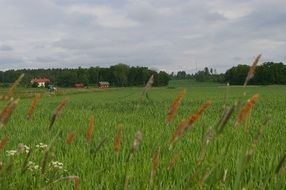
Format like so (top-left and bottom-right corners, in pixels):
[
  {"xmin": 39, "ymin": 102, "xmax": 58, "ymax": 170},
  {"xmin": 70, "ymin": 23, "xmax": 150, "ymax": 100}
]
[
  {"xmin": 31, "ymin": 77, "xmax": 50, "ymax": 87},
  {"xmin": 98, "ymin": 81, "xmax": 110, "ymax": 88},
  {"xmin": 74, "ymin": 83, "xmax": 85, "ymax": 88}
]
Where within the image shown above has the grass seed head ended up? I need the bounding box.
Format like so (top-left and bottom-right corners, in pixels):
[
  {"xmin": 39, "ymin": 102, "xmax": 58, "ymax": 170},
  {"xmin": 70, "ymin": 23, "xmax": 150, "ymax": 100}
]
[
  {"xmin": 170, "ymin": 101, "xmax": 211, "ymax": 145},
  {"xmin": 49, "ymin": 97, "xmax": 69, "ymax": 130},
  {"xmin": 0, "ymin": 98, "xmax": 20, "ymax": 127},
  {"xmin": 235, "ymin": 94, "xmax": 259, "ymax": 127},
  {"xmin": 1, "ymin": 74, "xmax": 24, "ymax": 100},
  {"xmin": 168, "ymin": 153, "xmax": 180, "ymax": 170},
  {"xmin": 166, "ymin": 89, "xmax": 186, "ymax": 123},
  {"xmin": 131, "ymin": 131, "xmax": 143, "ymax": 155},
  {"xmin": 114, "ymin": 127, "xmax": 123, "ymax": 154},
  {"xmin": 86, "ymin": 115, "xmax": 94, "ymax": 142},
  {"xmin": 244, "ymin": 54, "xmax": 261, "ymax": 87},
  {"xmin": 73, "ymin": 176, "xmax": 80, "ymax": 190},
  {"xmin": 27, "ymin": 93, "xmax": 42, "ymax": 120},
  {"xmin": 66, "ymin": 131, "xmax": 76, "ymax": 145},
  {"xmin": 141, "ymin": 74, "xmax": 154, "ymax": 98},
  {"xmin": 0, "ymin": 135, "xmax": 9, "ymax": 151},
  {"xmin": 151, "ymin": 146, "xmax": 160, "ymax": 175}
]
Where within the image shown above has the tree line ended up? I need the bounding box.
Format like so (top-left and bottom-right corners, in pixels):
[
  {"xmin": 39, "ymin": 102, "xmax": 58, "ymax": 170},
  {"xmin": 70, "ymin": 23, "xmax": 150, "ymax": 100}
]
[
  {"xmin": 0, "ymin": 64, "xmax": 170, "ymax": 87},
  {"xmin": 224, "ymin": 62, "xmax": 286, "ymax": 85},
  {"xmin": 1, "ymin": 62, "xmax": 285, "ymax": 87},
  {"xmin": 171, "ymin": 62, "xmax": 286, "ymax": 85}
]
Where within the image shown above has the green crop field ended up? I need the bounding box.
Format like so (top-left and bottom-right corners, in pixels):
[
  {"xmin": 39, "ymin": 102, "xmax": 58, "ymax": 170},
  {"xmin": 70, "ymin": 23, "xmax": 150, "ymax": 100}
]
[{"xmin": 0, "ymin": 81, "xmax": 285, "ymax": 189}]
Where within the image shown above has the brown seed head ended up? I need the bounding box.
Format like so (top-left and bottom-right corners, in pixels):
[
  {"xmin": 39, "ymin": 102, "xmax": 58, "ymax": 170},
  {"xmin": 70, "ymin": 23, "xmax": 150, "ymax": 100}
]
[
  {"xmin": 2, "ymin": 74, "xmax": 24, "ymax": 100},
  {"xmin": 27, "ymin": 93, "xmax": 42, "ymax": 120},
  {"xmin": 0, "ymin": 99, "xmax": 20, "ymax": 126},
  {"xmin": 66, "ymin": 131, "xmax": 76, "ymax": 145},
  {"xmin": 170, "ymin": 101, "xmax": 211, "ymax": 145},
  {"xmin": 0, "ymin": 136, "xmax": 9, "ymax": 150},
  {"xmin": 168, "ymin": 153, "xmax": 180, "ymax": 170},
  {"xmin": 166, "ymin": 89, "xmax": 186, "ymax": 123},
  {"xmin": 244, "ymin": 54, "xmax": 261, "ymax": 87},
  {"xmin": 86, "ymin": 115, "xmax": 94, "ymax": 142},
  {"xmin": 114, "ymin": 127, "xmax": 123, "ymax": 154},
  {"xmin": 151, "ymin": 146, "xmax": 160, "ymax": 175},
  {"xmin": 49, "ymin": 98, "xmax": 69, "ymax": 130},
  {"xmin": 73, "ymin": 176, "xmax": 80, "ymax": 190},
  {"xmin": 235, "ymin": 94, "xmax": 259, "ymax": 127}
]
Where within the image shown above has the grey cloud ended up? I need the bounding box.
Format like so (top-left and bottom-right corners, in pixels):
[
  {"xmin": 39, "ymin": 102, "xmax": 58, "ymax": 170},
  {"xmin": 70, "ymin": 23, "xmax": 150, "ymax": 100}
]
[
  {"xmin": 0, "ymin": 44, "xmax": 13, "ymax": 51},
  {"xmin": 0, "ymin": 0, "xmax": 285, "ymax": 73}
]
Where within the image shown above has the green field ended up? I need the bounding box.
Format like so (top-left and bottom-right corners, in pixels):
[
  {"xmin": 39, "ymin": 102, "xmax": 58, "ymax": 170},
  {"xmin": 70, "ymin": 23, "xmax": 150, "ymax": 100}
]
[{"xmin": 0, "ymin": 81, "xmax": 285, "ymax": 189}]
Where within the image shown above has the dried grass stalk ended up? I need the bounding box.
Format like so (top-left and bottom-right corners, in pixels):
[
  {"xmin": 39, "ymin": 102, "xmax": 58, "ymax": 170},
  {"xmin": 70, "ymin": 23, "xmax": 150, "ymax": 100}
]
[
  {"xmin": 0, "ymin": 98, "xmax": 20, "ymax": 127},
  {"xmin": 0, "ymin": 135, "xmax": 9, "ymax": 150},
  {"xmin": 127, "ymin": 131, "xmax": 143, "ymax": 162},
  {"xmin": 66, "ymin": 130, "xmax": 76, "ymax": 145},
  {"xmin": 235, "ymin": 94, "xmax": 259, "ymax": 127},
  {"xmin": 49, "ymin": 98, "xmax": 69, "ymax": 130},
  {"xmin": 170, "ymin": 101, "xmax": 211, "ymax": 145},
  {"xmin": 86, "ymin": 115, "xmax": 94, "ymax": 142},
  {"xmin": 244, "ymin": 54, "xmax": 261, "ymax": 87},
  {"xmin": 27, "ymin": 93, "xmax": 42, "ymax": 120},
  {"xmin": 131, "ymin": 131, "xmax": 143, "ymax": 154},
  {"xmin": 141, "ymin": 75, "xmax": 154, "ymax": 98},
  {"xmin": 166, "ymin": 89, "xmax": 186, "ymax": 123},
  {"xmin": 1, "ymin": 74, "xmax": 24, "ymax": 100},
  {"xmin": 167, "ymin": 154, "xmax": 180, "ymax": 170},
  {"xmin": 149, "ymin": 146, "xmax": 160, "ymax": 188},
  {"xmin": 151, "ymin": 146, "xmax": 160, "ymax": 174},
  {"xmin": 275, "ymin": 154, "xmax": 286, "ymax": 174},
  {"xmin": 114, "ymin": 127, "xmax": 123, "ymax": 154},
  {"xmin": 73, "ymin": 176, "xmax": 80, "ymax": 190}
]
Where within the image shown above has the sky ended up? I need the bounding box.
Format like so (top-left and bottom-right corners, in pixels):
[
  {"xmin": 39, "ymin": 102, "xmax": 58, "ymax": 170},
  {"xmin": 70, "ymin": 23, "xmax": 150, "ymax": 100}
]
[{"xmin": 0, "ymin": 0, "xmax": 285, "ymax": 73}]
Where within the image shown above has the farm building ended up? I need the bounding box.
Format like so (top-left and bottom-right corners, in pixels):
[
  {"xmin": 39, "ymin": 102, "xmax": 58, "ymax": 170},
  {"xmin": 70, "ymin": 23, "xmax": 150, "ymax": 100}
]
[
  {"xmin": 74, "ymin": 83, "xmax": 85, "ymax": 88},
  {"xmin": 98, "ymin": 81, "xmax": 110, "ymax": 88},
  {"xmin": 31, "ymin": 77, "xmax": 50, "ymax": 87}
]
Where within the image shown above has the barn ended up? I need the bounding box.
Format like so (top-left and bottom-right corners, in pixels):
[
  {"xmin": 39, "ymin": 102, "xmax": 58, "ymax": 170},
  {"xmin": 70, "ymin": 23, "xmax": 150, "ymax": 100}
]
[
  {"xmin": 31, "ymin": 78, "xmax": 50, "ymax": 87},
  {"xmin": 98, "ymin": 81, "xmax": 110, "ymax": 88}
]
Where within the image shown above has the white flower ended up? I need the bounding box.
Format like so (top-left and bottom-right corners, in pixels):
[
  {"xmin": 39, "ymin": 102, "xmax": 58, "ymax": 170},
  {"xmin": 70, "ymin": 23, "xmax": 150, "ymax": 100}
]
[
  {"xmin": 27, "ymin": 161, "xmax": 40, "ymax": 171},
  {"xmin": 6, "ymin": 150, "xmax": 17, "ymax": 157},
  {"xmin": 36, "ymin": 143, "xmax": 48, "ymax": 150},
  {"xmin": 49, "ymin": 161, "xmax": 64, "ymax": 170},
  {"xmin": 17, "ymin": 143, "xmax": 30, "ymax": 154}
]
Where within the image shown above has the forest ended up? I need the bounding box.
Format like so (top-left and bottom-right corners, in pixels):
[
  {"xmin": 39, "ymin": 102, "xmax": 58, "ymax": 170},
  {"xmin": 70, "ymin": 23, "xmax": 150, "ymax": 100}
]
[
  {"xmin": 0, "ymin": 62, "xmax": 285, "ymax": 87},
  {"xmin": 0, "ymin": 64, "xmax": 170, "ymax": 87}
]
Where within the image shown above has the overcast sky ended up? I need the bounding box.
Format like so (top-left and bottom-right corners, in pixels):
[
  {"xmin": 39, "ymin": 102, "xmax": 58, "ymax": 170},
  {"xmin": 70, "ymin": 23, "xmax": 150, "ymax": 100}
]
[{"xmin": 0, "ymin": 0, "xmax": 285, "ymax": 73}]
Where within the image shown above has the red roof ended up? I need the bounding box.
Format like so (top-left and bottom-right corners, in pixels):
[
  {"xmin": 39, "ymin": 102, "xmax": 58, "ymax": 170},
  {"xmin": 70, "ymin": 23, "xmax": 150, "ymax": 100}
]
[
  {"xmin": 75, "ymin": 83, "xmax": 85, "ymax": 88},
  {"xmin": 31, "ymin": 78, "xmax": 50, "ymax": 83}
]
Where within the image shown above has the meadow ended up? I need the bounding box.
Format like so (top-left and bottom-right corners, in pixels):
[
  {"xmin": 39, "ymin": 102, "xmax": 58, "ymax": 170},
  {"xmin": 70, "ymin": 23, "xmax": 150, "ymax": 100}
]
[{"xmin": 0, "ymin": 80, "xmax": 285, "ymax": 189}]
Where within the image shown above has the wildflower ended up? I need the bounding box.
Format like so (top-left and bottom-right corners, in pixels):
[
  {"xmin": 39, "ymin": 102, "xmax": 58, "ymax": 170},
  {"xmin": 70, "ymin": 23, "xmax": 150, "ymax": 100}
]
[
  {"xmin": 49, "ymin": 161, "xmax": 64, "ymax": 170},
  {"xmin": 27, "ymin": 161, "xmax": 40, "ymax": 171},
  {"xmin": 6, "ymin": 150, "xmax": 17, "ymax": 157},
  {"xmin": 17, "ymin": 143, "xmax": 30, "ymax": 154},
  {"xmin": 36, "ymin": 143, "xmax": 48, "ymax": 150}
]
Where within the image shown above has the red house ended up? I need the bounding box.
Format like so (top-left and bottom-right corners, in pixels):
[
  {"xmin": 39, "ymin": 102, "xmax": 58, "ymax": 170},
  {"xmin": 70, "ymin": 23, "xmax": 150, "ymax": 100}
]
[
  {"xmin": 98, "ymin": 81, "xmax": 110, "ymax": 88},
  {"xmin": 74, "ymin": 83, "xmax": 85, "ymax": 88},
  {"xmin": 31, "ymin": 78, "xmax": 50, "ymax": 87}
]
